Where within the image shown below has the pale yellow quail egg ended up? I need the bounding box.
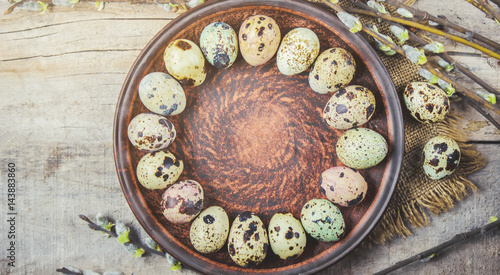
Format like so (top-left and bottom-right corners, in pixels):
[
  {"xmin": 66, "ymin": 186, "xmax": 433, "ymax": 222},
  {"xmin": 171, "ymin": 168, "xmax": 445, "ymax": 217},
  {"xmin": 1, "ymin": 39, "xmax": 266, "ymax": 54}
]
[
  {"xmin": 309, "ymin": 48, "xmax": 356, "ymax": 94},
  {"xmin": 239, "ymin": 15, "xmax": 281, "ymax": 66},
  {"xmin": 228, "ymin": 211, "xmax": 269, "ymax": 267},
  {"xmin": 127, "ymin": 113, "xmax": 176, "ymax": 152},
  {"xmin": 164, "ymin": 39, "xmax": 207, "ymax": 86},
  {"xmin": 190, "ymin": 206, "xmax": 229, "ymax": 253},
  {"xmin": 319, "ymin": 166, "xmax": 368, "ymax": 207},
  {"xmin": 161, "ymin": 180, "xmax": 204, "ymax": 224},
  {"xmin": 300, "ymin": 199, "xmax": 345, "ymax": 242},
  {"xmin": 423, "ymin": 136, "xmax": 461, "ymax": 180},
  {"xmin": 136, "ymin": 150, "xmax": 183, "ymax": 190},
  {"xmin": 404, "ymin": 82, "xmax": 450, "ymax": 123},
  {"xmin": 336, "ymin": 128, "xmax": 388, "ymax": 169},
  {"xmin": 200, "ymin": 22, "xmax": 238, "ymax": 69},
  {"xmin": 323, "ymin": 85, "xmax": 376, "ymax": 130},
  {"xmin": 268, "ymin": 213, "xmax": 306, "ymax": 260},
  {"xmin": 276, "ymin": 27, "xmax": 320, "ymax": 75},
  {"xmin": 138, "ymin": 72, "xmax": 186, "ymax": 116}
]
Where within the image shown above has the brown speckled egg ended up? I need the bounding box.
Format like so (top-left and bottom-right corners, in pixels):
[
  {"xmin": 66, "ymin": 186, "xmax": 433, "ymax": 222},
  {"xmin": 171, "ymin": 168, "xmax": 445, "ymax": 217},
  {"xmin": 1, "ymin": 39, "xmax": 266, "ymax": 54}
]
[
  {"xmin": 161, "ymin": 180, "xmax": 204, "ymax": 224},
  {"xmin": 323, "ymin": 85, "xmax": 376, "ymax": 130},
  {"xmin": 239, "ymin": 15, "xmax": 281, "ymax": 66},
  {"xmin": 268, "ymin": 213, "xmax": 306, "ymax": 260},
  {"xmin": 164, "ymin": 39, "xmax": 207, "ymax": 86},
  {"xmin": 309, "ymin": 48, "xmax": 356, "ymax": 94},
  {"xmin": 228, "ymin": 211, "xmax": 269, "ymax": 267},
  {"xmin": 319, "ymin": 166, "xmax": 368, "ymax": 207},
  {"xmin": 190, "ymin": 206, "xmax": 229, "ymax": 253},
  {"xmin": 276, "ymin": 27, "xmax": 320, "ymax": 75},
  {"xmin": 127, "ymin": 113, "xmax": 176, "ymax": 152},
  {"xmin": 336, "ymin": 128, "xmax": 388, "ymax": 169},
  {"xmin": 423, "ymin": 136, "xmax": 461, "ymax": 180},
  {"xmin": 136, "ymin": 151, "xmax": 183, "ymax": 190},
  {"xmin": 404, "ymin": 82, "xmax": 450, "ymax": 123},
  {"xmin": 138, "ymin": 72, "xmax": 186, "ymax": 116}
]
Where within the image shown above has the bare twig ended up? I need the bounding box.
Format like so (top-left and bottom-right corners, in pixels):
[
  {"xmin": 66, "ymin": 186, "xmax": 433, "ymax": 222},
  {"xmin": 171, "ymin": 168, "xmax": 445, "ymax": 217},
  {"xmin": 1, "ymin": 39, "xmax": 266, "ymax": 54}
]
[{"xmin": 465, "ymin": 0, "xmax": 500, "ymax": 24}]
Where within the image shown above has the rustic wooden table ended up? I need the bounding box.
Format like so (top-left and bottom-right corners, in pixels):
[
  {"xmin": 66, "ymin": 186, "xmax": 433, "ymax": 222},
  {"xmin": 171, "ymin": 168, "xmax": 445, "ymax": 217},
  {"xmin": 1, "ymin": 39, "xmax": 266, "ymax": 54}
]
[{"xmin": 1, "ymin": 0, "xmax": 499, "ymax": 274}]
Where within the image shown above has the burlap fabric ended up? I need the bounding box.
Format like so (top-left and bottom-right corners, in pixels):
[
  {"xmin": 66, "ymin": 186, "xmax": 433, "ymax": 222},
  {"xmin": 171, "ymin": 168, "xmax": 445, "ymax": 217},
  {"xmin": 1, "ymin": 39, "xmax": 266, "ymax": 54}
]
[{"xmin": 309, "ymin": 0, "xmax": 487, "ymax": 244}]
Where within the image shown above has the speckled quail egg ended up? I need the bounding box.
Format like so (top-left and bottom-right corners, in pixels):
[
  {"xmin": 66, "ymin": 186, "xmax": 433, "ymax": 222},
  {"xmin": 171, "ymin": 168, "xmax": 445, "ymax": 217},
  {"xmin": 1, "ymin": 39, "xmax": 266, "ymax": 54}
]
[
  {"xmin": 138, "ymin": 72, "xmax": 186, "ymax": 116},
  {"xmin": 336, "ymin": 128, "xmax": 388, "ymax": 169},
  {"xmin": 268, "ymin": 213, "xmax": 306, "ymax": 260},
  {"xmin": 164, "ymin": 39, "xmax": 207, "ymax": 86},
  {"xmin": 136, "ymin": 151, "xmax": 183, "ymax": 190},
  {"xmin": 319, "ymin": 166, "xmax": 368, "ymax": 207},
  {"xmin": 404, "ymin": 82, "xmax": 450, "ymax": 123},
  {"xmin": 276, "ymin": 27, "xmax": 320, "ymax": 75},
  {"xmin": 423, "ymin": 136, "xmax": 461, "ymax": 180},
  {"xmin": 161, "ymin": 180, "xmax": 204, "ymax": 224},
  {"xmin": 239, "ymin": 15, "xmax": 281, "ymax": 66},
  {"xmin": 127, "ymin": 113, "xmax": 176, "ymax": 152},
  {"xmin": 323, "ymin": 85, "xmax": 376, "ymax": 130},
  {"xmin": 200, "ymin": 22, "xmax": 238, "ymax": 69},
  {"xmin": 190, "ymin": 206, "xmax": 229, "ymax": 253},
  {"xmin": 300, "ymin": 199, "xmax": 345, "ymax": 242},
  {"xmin": 309, "ymin": 48, "xmax": 357, "ymax": 94},
  {"xmin": 228, "ymin": 211, "xmax": 269, "ymax": 267}
]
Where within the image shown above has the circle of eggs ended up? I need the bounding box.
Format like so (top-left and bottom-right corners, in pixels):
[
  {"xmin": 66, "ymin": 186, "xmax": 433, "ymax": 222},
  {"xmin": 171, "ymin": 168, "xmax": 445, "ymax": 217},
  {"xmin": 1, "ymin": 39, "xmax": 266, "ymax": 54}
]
[
  {"xmin": 276, "ymin": 27, "xmax": 320, "ymax": 75},
  {"xmin": 309, "ymin": 48, "xmax": 357, "ymax": 94},
  {"xmin": 403, "ymin": 82, "xmax": 450, "ymax": 123},
  {"xmin": 228, "ymin": 211, "xmax": 269, "ymax": 267},
  {"xmin": 319, "ymin": 166, "xmax": 368, "ymax": 207},
  {"xmin": 127, "ymin": 113, "xmax": 176, "ymax": 152},
  {"xmin": 190, "ymin": 206, "xmax": 230, "ymax": 254},
  {"xmin": 164, "ymin": 39, "xmax": 207, "ymax": 86},
  {"xmin": 138, "ymin": 72, "xmax": 186, "ymax": 116},
  {"xmin": 136, "ymin": 151, "xmax": 183, "ymax": 190},
  {"xmin": 422, "ymin": 135, "xmax": 461, "ymax": 180},
  {"xmin": 239, "ymin": 15, "xmax": 281, "ymax": 66},
  {"xmin": 300, "ymin": 199, "xmax": 345, "ymax": 242},
  {"xmin": 268, "ymin": 213, "xmax": 307, "ymax": 260},
  {"xmin": 160, "ymin": 180, "xmax": 204, "ymax": 224},
  {"xmin": 200, "ymin": 22, "xmax": 239, "ymax": 69},
  {"xmin": 323, "ymin": 85, "xmax": 376, "ymax": 130},
  {"xmin": 336, "ymin": 128, "xmax": 388, "ymax": 169}
]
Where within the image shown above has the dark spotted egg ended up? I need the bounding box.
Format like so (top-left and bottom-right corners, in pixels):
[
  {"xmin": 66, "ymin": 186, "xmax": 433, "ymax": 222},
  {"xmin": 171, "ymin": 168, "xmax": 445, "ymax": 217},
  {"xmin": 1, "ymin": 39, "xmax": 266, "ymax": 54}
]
[
  {"xmin": 320, "ymin": 166, "xmax": 368, "ymax": 207},
  {"xmin": 190, "ymin": 206, "xmax": 229, "ymax": 253},
  {"xmin": 161, "ymin": 180, "xmax": 204, "ymax": 224},
  {"xmin": 138, "ymin": 72, "xmax": 186, "ymax": 116},
  {"xmin": 228, "ymin": 211, "xmax": 269, "ymax": 267},
  {"xmin": 200, "ymin": 22, "xmax": 238, "ymax": 69},
  {"xmin": 164, "ymin": 39, "xmax": 207, "ymax": 86},
  {"xmin": 239, "ymin": 15, "xmax": 281, "ymax": 66},
  {"xmin": 268, "ymin": 213, "xmax": 306, "ymax": 260},
  {"xmin": 404, "ymin": 82, "xmax": 450, "ymax": 123},
  {"xmin": 423, "ymin": 136, "xmax": 461, "ymax": 180},
  {"xmin": 136, "ymin": 151, "xmax": 183, "ymax": 190},
  {"xmin": 323, "ymin": 85, "xmax": 376, "ymax": 130},
  {"xmin": 127, "ymin": 113, "xmax": 176, "ymax": 152},
  {"xmin": 309, "ymin": 48, "xmax": 356, "ymax": 94},
  {"xmin": 300, "ymin": 199, "xmax": 345, "ymax": 242}
]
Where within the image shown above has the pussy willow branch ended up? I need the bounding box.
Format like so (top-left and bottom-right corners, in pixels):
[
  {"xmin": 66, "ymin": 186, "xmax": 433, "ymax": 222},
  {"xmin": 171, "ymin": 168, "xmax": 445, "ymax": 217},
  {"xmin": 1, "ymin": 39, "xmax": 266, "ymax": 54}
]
[
  {"xmin": 465, "ymin": 0, "xmax": 500, "ymax": 24},
  {"xmin": 380, "ymin": 0, "xmax": 500, "ymax": 51},
  {"xmin": 343, "ymin": 6, "xmax": 500, "ymax": 60},
  {"xmin": 374, "ymin": 218, "xmax": 500, "ymax": 275}
]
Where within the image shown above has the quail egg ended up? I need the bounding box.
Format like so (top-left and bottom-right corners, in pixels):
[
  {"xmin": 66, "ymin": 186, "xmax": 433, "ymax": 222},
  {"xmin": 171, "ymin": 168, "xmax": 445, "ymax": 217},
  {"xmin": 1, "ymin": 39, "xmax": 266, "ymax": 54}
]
[
  {"xmin": 190, "ymin": 206, "xmax": 229, "ymax": 253},
  {"xmin": 228, "ymin": 211, "xmax": 269, "ymax": 267},
  {"xmin": 239, "ymin": 15, "xmax": 281, "ymax": 66},
  {"xmin": 309, "ymin": 48, "xmax": 357, "ymax": 94},
  {"xmin": 300, "ymin": 199, "xmax": 345, "ymax": 242},
  {"xmin": 136, "ymin": 150, "xmax": 183, "ymax": 190},
  {"xmin": 403, "ymin": 82, "xmax": 450, "ymax": 123},
  {"xmin": 276, "ymin": 27, "xmax": 320, "ymax": 75},
  {"xmin": 161, "ymin": 180, "xmax": 204, "ymax": 224},
  {"xmin": 319, "ymin": 166, "xmax": 368, "ymax": 207},
  {"xmin": 336, "ymin": 128, "xmax": 388, "ymax": 169},
  {"xmin": 164, "ymin": 39, "xmax": 207, "ymax": 86},
  {"xmin": 200, "ymin": 22, "xmax": 238, "ymax": 69},
  {"xmin": 138, "ymin": 72, "xmax": 186, "ymax": 116},
  {"xmin": 323, "ymin": 85, "xmax": 376, "ymax": 130},
  {"xmin": 268, "ymin": 213, "xmax": 306, "ymax": 260},
  {"xmin": 423, "ymin": 136, "xmax": 461, "ymax": 180},
  {"xmin": 127, "ymin": 113, "xmax": 176, "ymax": 152}
]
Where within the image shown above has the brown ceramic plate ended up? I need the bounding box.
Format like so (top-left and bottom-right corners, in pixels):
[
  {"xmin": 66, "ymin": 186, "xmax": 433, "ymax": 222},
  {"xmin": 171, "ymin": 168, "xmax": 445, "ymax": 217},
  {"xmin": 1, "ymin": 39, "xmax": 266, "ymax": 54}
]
[{"xmin": 114, "ymin": 0, "xmax": 403, "ymax": 274}]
